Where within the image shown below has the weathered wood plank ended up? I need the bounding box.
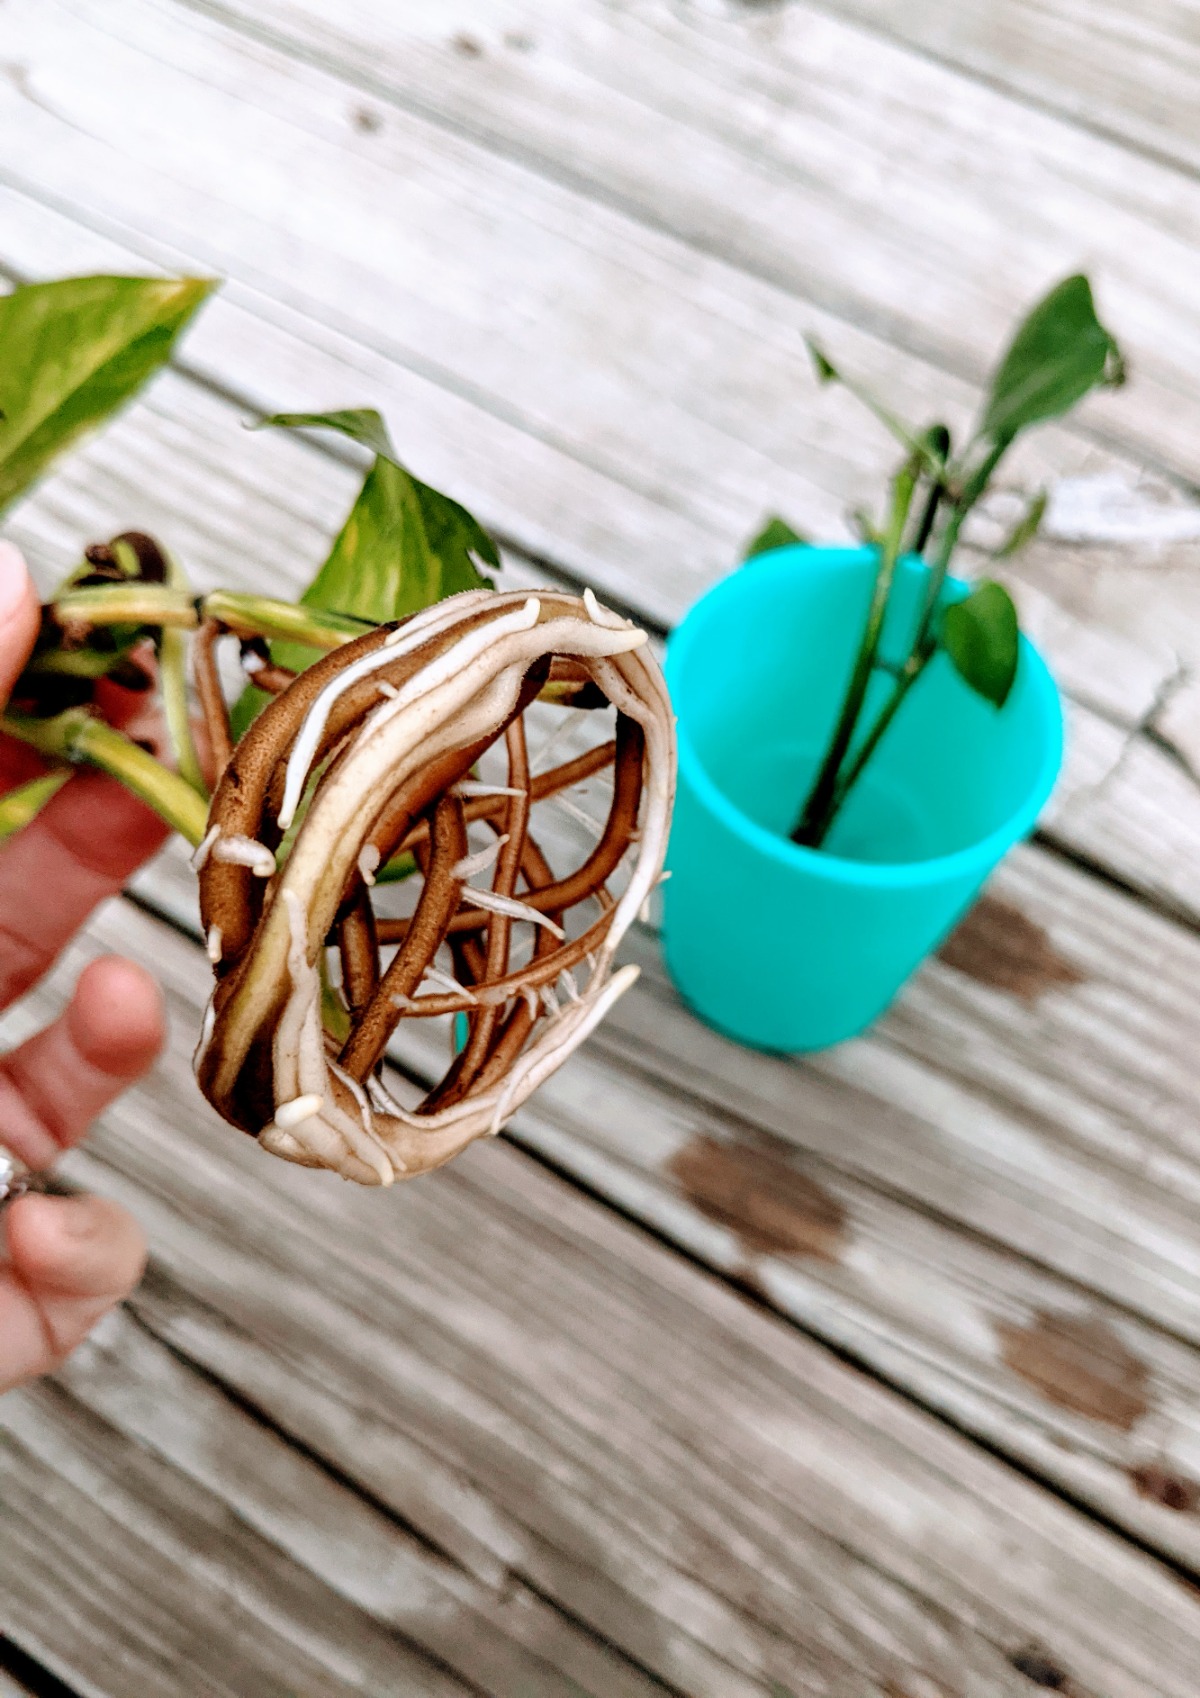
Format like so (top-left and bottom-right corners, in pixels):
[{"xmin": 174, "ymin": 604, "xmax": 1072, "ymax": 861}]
[
  {"xmin": 146, "ymin": 0, "xmax": 1200, "ymax": 729},
  {"xmin": 9, "ymin": 898, "xmax": 1200, "ymax": 1698},
  {"xmin": 814, "ymin": 0, "xmax": 1200, "ymax": 179},
  {"xmin": 380, "ymin": 851, "xmax": 1200, "ymax": 1574},
  {"xmin": 6, "ymin": 1309, "xmax": 665, "ymax": 1698},
  {"xmin": 110, "ymin": 0, "xmax": 1200, "ymax": 486},
  {"xmin": 17, "ymin": 297, "xmax": 1200, "ymax": 1575},
  {"xmin": 5, "ymin": 298, "xmax": 1197, "ymax": 936},
  {"xmin": 2, "ymin": 0, "xmax": 1198, "ymax": 609},
  {"xmin": 1, "ymin": 1384, "xmax": 475, "ymax": 1698},
  {"xmin": 6, "ymin": 4, "xmax": 1200, "ymax": 918}
]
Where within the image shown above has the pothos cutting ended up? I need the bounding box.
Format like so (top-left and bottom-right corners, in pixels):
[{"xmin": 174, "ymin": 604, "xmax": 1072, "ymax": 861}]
[{"xmin": 0, "ymin": 276, "xmax": 675, "ymax": 1187}]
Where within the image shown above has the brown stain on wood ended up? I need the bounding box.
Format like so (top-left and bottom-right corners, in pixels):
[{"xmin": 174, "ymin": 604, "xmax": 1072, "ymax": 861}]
[
  {"xmin": 1009, "ymin": 1647, "xmax": 1080, "ymax": 1691},
  {"xmin": 938, "ymin": 895, "xmax": 1084, "ymax": 1002},
  {"xmin": 668, "ymin": 1135, "xmax": 848, "ymax": 1261},
  {"xmin": 996, "ymin": 1311, "xmax": 1151, "ymax": 1431},
  {"xmin": 1129, "ymin": 1462, "xmax": 1200, "ymax": 1512}
]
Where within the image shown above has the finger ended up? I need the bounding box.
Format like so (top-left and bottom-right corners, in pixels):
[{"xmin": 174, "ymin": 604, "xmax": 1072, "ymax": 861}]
[
  {"xmin": 0, "ymin": 735, "xmax": 49, "ymax": 796},
  {"xmin": 0, "ymin": 542, "xmax": 41, "ymax": 710},
  {"xmin": 0, "ymin": 642, "xmax": 162, "ymax": 797},
  {"xmin": 0, "ymin": 956, "xmax": 164, "ymax": 1170},
  {"xmin": 0, "ymin": 770, "xmax": 168, "ymax": 1007},
  {"xmin": 0, "ymin": 1193, "xmax": 145, "ymax": 1390}
]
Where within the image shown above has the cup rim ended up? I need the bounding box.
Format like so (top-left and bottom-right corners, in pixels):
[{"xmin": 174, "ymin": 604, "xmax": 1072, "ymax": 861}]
[{"xmin": 665, "ymin": 543, "xmax": 1065, "ymax": 891}]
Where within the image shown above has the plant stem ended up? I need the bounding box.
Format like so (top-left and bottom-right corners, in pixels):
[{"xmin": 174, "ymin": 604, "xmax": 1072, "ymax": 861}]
[
  {"xmin": 159, "ymin": 625, "xmax": 208, "ymax": 795},
  {"xmin": 790, "ymin": 458, "xmax": 919, "ymax": 847},
  {"xmin": 826, "ymin": 648, "xmax": 933, "ymax": 817},
  {"xmin": 817, "ymin": 438, "xmax": 1011, "ymax": 830},
  {"xmin": 200, "ymin": 591, "xmax": 371, "ymax": 650},
  {"xmin": 49, "ymin": 584, "xmax": 373, "ymax": 653},
  {"xmin": 910, "ymin": 440, "xmax": 1006, "ymax": 655},
  {"xmin": 910, "ymin": 476, "xmax": 944, "ymax": 557},
  {"xmin": 0, "ymin": 770, "xmax": 72, "ymax": 845},
  {"xmin": 52, "ymin": 584, "xmax": 197, "ymax": 628},
  {"xmin": 1, "ymin": 711, "xmax": 210, "ymax": 845}
]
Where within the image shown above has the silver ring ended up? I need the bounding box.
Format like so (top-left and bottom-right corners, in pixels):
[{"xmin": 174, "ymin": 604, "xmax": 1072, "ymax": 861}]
[{"xmin": 0, "ymin": 1146, "xmax": 34, "ymax": 1207}]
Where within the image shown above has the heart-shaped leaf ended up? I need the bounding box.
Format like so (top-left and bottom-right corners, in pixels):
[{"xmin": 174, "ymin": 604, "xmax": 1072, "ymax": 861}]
[
  {"xmin": 942, "ymin": 580, "xmax": 1019, "ymax": 707},
  {"xmin": 262, "ymin": 409, "xmax": 498, "ymax": 624},
  {"xmin": 232, "ymin": 410, "xmax": 499, "ymax": 736},
  {"xmin": 0, "ymin": 275, "xmax": 215, "ymax": 514},
  {"xmin": 980, "ymin": 275, "xmax": 1124, "ymax": 448},
  {"xmin": 743, "ymin": 515, "xmax": 809, "ymax": 560}
]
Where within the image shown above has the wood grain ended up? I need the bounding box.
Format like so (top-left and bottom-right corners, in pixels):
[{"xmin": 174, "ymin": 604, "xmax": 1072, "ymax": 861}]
[
  {"xmin": 816, "ymin": 0, "xmax": 1200, "ymax": 178},
  {"xmin": 13, "ymin": 331, "xmax": 1200, "ymax": 1574},
  {"xmin": 107, "ymin": 0, "xmax": 1200, "ymax": 486},
  {"xmin": 3, "ymin": 3, "xmax": 1200, "ymax": 1688},
  {"xmin": 3, "ymin": 1310, "xmax": 664, "ymax": 1698},
  {"xmin": 9, "ymin": 269, "xmax": 1200, "ymax": 1576},
  {"xmin": 1, "ymin": 1381, "xmax": 477, "ymax": 1698},
  {"xmin": 0, "ymin": 0, "xmax": 1196, "ymax": 628},
  {"xmin": 8, "ymin": 898, "xmax": 1200, "ymax": 1698}
]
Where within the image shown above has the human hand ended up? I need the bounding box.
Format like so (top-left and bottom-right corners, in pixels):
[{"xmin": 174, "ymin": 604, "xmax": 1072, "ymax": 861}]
[{"xmin": 0, "ymin": 541, "xmax": 168, "ymax": 1393}]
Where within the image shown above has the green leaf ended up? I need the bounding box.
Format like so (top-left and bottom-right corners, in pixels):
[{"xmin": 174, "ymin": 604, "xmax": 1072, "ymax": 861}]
[
  {"xmin": 942, "ymin": 580, "xmax": 1020, "ymax": 707},
  {"xmin": 992, "ymin": 488, "xmax": 1048, "ymax": 559},
  {"xmin": 980, "ymin": 275, "xmax": 1124, "ymax": 447},
  {"xmin": 261, "ymin": 409, "xmax": 499, "ymax": 624},
  {"xmin": 0, "ymin": 275, "xmax": 216, "ymax": 514},
  {"xmin": 803, "ymin": 337, "xmax": 942, "ymax": 472},
  {"xmin": 743, "ymin": 514, "xmax": 809, "ymax": 559},
  {"xmin": 263, "ymin": 407, "xmax": 397, "ymax": 463},
  {"xmin": 232, "ymin": 409, "xmax": 499, "ymax": 738}
]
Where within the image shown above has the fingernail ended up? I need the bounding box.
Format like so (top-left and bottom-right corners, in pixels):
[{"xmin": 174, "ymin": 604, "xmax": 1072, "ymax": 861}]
[{"xmin": 0, "ymin": 542, "xmax": 30, "ymax": 620}]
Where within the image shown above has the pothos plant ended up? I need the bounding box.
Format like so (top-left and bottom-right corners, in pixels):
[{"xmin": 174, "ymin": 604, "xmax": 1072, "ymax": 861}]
[
  {"xmin": 0, "ymin": 274, "xmax": 674, "ymax": 1188},
  {"xmin": 745, "ymin": 274, "xmax": 1125, "ymax": 850},
  {"xmin": 0, "ymin": 276, "xmax": 500, "ymax": 845}
]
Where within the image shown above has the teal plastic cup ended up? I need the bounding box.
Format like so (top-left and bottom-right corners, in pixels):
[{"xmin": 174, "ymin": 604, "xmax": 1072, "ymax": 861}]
[{"xmin": 661, "ymin": 544, "xmax": 1064, "ymax": 1051}]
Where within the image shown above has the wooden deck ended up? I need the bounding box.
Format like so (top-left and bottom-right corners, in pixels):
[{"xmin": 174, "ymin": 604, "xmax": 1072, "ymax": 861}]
[{"xmin": 4, "ymin": 2, "xmax": 1200, "ymax": 1692}]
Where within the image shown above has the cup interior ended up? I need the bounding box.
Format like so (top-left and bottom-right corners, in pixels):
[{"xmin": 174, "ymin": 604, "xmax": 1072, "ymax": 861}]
[{"xmin": 668, "ymin": 546, "xmax": 1062, "ymax": 873}]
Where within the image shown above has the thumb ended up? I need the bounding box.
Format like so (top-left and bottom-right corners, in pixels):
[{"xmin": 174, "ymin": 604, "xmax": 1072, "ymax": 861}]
[{"xmin": 0, "ymin": 542, "xmax": 41, "ymax": 709}]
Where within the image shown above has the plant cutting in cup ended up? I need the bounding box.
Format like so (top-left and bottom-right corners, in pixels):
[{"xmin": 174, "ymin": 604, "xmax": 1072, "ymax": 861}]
[
  {"xmin": 0, "ymin": 276, "xmax": 675, "ymax": 1186},
  {"xmin": 662, "ymin": 275, "xmax": 1123, "ymax": 1052}
]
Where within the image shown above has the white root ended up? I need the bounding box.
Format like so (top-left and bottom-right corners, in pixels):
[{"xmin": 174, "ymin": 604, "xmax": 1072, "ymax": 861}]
[
  {"xmin": 212, "ymin": 834, "xmax": 276, "ymax": 878},
  {"xmin": 454, "ymin": 780, "xmax": 524, "ymax": 798},
  {"xmin": 272, "ymin": 1093, "xmax": 324, "ymax": 1130},
  {"xmin": 206, "ymin": 924, "xmax": 223, "ymax": 964},
  {"xmin": 462, "ymin": 886, "xmax": 566, "ymax": 937},
  {"xmin": 191, "ymin": 823, "xmax": 221, "ymax": 872},
  {"xmin": 551, "ymin": 793, "xmax": 605, "ymax": 832},
  {"xmin": 420, "ymin": 965, "xmax": 477, "ymax": 1003},
  {"xmin": 358, "ymin": 843, "xmax": 381, "ymax": 886},
  {"xmin": 583, "ymin": 586, "xmax": 628, "ymax": 630},
  {"xmin": 451, "ymin": 834, "xmax": 510, "ymax": 880},
  {"xmin": 193, "ymin": 996, "xmax": 217, "ymax": 1070}
]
